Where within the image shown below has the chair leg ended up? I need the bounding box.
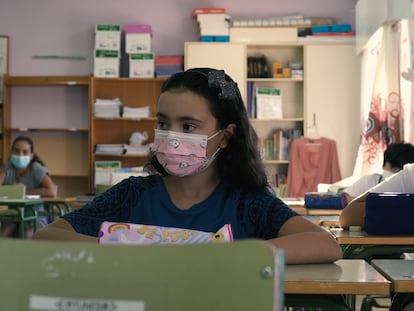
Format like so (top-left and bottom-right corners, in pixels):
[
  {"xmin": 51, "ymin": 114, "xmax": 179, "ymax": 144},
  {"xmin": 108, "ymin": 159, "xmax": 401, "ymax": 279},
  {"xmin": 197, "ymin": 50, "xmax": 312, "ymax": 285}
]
[
  {"xmin": 361, "ymin": 295, "xmax": 390, "ymax": 311},
  {"xmin": 360, "ymin": 296, "xmax": 375, "ymax": 311},
  {"xmin": 17, "ymin": 207, "xmax": 25, "ymax": 238}
]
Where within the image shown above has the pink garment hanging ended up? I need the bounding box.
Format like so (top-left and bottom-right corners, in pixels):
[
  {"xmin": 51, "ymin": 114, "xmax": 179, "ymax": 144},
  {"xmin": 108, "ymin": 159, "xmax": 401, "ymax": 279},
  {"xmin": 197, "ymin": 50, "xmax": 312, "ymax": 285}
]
[{"xmin": 287, "ymin": 137, "xmax": 341, "ymax": 197}]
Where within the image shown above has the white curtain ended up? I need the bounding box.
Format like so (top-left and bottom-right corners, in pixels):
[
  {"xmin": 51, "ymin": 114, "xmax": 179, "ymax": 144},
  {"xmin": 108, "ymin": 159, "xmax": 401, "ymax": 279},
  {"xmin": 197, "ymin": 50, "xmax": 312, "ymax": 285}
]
[{"xmin": 352, "ymin": 22, "xmax": 406, "ymax": 178}]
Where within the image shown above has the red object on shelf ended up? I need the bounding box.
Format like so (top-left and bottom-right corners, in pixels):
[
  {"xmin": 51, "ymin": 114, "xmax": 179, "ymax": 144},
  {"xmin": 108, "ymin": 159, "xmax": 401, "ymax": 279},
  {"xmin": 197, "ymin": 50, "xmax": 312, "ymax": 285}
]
[{"xmin": 192, "ymin": 8, "xmax": 226, "ymax": 16}]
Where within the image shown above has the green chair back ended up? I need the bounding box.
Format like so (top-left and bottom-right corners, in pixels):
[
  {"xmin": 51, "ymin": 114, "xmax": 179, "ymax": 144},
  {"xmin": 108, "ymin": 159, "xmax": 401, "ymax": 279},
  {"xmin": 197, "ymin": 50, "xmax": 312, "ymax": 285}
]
[
  {"xmin": 0, "ymin": 184, "xmax": 36, "ymax": 238},
  {"xmin": 0, "ymin": 239, "xmax": 284, "ymax": 310},
  {"xmin": 0, "ymin": 184, "xmax": 26, "ymax": 199}
]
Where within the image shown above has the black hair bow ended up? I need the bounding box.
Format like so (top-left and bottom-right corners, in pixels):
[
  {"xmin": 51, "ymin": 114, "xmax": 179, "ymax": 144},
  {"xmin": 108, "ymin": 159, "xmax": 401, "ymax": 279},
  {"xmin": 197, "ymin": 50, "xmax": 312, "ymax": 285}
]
[{"xmin": 208, "ymin": 70, "xmax": 238, "ymax": 100}]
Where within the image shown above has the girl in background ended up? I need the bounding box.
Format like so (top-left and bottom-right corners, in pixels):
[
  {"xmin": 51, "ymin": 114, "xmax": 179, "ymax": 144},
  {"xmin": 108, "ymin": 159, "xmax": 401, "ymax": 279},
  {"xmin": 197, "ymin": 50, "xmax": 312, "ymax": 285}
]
[{"xmin": 0, "ymin": 135, "xmax": 57, "ymax": 238}]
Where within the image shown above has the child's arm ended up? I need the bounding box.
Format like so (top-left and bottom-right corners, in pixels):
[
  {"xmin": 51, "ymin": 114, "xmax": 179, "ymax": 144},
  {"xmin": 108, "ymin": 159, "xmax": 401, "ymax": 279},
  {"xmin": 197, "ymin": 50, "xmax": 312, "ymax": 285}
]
[{"xmin": 32, "ymin": 218, "xmax": 97, "ymax": 242}]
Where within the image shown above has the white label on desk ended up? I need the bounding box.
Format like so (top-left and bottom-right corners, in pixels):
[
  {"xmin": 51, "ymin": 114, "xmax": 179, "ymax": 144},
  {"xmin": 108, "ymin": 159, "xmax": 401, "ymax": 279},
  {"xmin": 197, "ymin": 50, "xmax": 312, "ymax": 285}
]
[{"xmin": 29, "ymin": 295, "xmax": 145, "ymax": 311}]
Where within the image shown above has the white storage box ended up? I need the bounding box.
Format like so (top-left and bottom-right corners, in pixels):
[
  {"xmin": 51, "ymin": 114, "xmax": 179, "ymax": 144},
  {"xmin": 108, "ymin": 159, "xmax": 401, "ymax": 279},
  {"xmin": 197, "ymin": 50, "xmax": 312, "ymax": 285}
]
[
  {"xmin": 126, "ymin": 34, "xmax": 151, "ymax": 53},
  {"xmin": 94, "ymin": 24, "xmax": 121, "ymax": 51},
  {"xmin": 197, "ymin": 14, "xmax": 230, "ymax": 36},
  {"xmin": 230, "ymin": 27, "xmax": 297, "ymax": 42},
  {"xmin": 129, "ymin": 53, "xmax": 155, "ymax": 78},
  {"xmin": 94, "ymin": 50, "xmax": 120, "ymax": 78},
  {"xmin": 125, "ymin": 24, "xmax": 152, "ymax": 53}
]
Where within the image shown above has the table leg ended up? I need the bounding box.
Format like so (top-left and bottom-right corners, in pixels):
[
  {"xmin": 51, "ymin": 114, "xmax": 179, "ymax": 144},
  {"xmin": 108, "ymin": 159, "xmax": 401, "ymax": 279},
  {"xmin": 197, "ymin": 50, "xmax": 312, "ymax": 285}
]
[{"xmin": 342, "ymin": 244, "xmax": 414, "ymax": 260}]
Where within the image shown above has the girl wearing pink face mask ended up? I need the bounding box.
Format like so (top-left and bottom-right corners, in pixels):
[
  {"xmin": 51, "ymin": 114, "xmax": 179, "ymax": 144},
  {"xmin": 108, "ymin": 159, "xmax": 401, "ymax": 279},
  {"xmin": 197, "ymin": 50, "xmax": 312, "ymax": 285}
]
[
  {"xmin": 33, "ymin": 68, "xmax": 342, "ymax": 265},
  {"xmin": 0, "ymin": 135, "xmax": 57, "ymax": 238}
]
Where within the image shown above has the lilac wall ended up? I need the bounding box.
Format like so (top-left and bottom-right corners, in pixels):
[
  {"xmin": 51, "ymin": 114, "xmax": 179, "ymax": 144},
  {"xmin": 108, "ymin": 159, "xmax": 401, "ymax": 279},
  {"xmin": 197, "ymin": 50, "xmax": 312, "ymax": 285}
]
[{"xmin": 0, "ymin": 0, "xmax": 357, "ymax": 75}]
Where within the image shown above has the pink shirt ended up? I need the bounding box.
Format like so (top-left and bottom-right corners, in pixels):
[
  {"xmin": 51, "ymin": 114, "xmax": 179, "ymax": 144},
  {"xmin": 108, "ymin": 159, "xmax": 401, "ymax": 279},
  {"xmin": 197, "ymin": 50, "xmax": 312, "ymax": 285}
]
[{"xmin": 287, "ymin": 137, "xmax": 342, "ymax": 197}]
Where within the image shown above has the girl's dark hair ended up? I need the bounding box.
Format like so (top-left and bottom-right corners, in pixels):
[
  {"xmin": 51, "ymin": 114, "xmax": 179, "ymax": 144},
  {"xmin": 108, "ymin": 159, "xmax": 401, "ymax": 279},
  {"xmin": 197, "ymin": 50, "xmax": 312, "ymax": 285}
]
[
  {"xmin": 148, "ymin": 68, "xmax": 268, "ymax": 191},
  {"xmin": 11, "ymin": 135, "xmax": 45, "ymax": 167}
]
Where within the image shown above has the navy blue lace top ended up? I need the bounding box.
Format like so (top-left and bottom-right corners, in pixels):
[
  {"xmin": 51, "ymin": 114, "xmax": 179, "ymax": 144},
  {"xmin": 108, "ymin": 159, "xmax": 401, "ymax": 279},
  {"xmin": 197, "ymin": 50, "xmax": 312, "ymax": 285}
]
[{"xmin": 63, "ymin": 175, "xmax": 298, "ymax": 239}]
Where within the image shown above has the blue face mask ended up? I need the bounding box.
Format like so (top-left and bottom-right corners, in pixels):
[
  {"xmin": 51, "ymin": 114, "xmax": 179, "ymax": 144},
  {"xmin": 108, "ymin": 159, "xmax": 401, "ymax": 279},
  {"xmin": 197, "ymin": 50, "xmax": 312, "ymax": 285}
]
[{"xmin": 11, "ymin": 155, "xmax": 31, "ymax": 169}]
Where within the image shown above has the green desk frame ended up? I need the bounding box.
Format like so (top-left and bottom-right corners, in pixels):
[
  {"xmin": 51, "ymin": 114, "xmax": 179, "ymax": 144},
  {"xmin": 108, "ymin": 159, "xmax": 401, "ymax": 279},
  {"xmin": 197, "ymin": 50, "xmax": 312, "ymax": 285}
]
[{"xmin": 0, "ymin": 198, "xmax": 43, "ymax": 238}]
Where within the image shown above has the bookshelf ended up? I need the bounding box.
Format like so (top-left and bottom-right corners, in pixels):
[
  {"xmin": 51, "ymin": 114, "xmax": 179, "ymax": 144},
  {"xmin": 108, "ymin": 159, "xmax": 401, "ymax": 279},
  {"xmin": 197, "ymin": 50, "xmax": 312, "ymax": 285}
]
[
  {"xmin": 2, "ymin": 75, "xmax": 90, "ymax": 197},
  {"xmin": 185, "ymin": 41, "xmax": 360, "ymax": 194},
  {"xmin": 89, "ymin": 77, "xmax": 166, "ymax": 191}
]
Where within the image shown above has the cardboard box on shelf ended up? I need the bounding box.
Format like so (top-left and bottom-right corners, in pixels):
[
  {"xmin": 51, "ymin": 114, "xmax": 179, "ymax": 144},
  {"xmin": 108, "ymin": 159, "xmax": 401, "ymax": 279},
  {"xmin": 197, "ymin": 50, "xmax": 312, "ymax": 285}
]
[
  {"xmin": 129, "ymin": 53, "xmax": 155, "ymax": 78},
  {"xmin": 125, "ymin": 24, "xmax": 152, "ymax": 54},
  {"xmin": 94, "ymin": 50, "xmax": 120, "ymax": 78},
  {"xmin": 94, "ymin": 24, "xmax": 121, "ymax": 51}
]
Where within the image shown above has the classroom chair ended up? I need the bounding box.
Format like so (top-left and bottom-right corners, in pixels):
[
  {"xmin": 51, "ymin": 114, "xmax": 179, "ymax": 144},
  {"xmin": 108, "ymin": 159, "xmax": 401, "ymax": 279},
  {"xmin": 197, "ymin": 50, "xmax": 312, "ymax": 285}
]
[
  {"xmin": 0, "ymin": 184, "xmax": 38, "ymax": 239},
  {"xmin": 38, "ymin": 185, "xmax": 73, "ymax": 223},
  {"xmin": 0, "ymin": 239, "xmax": 284, "ymax": 311}
]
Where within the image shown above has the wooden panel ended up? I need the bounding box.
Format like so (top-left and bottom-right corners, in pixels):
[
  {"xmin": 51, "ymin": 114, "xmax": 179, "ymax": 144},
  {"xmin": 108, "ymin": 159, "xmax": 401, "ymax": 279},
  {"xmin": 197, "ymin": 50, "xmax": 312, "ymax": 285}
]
[
  {"xmin": 91, "ymin": 77, "xmax": 166, "ymax": 115},
  {"xmin": 2, "ymin": 75, "xmax": 90, "ymax": 197},
  {"xmin": 52, "ymin": 176, "xmax": 89, "ymax": 197},
  {"xmin": 4, "ymin": 131, "xmax": 88, "ymax": 176},
  {"xmin": 89, "ymin": 77, "xmax": 166, "ymax": 189},
  {"xmin": 92, "ymin": 118, "xmax": 156, "ymax": 145}
]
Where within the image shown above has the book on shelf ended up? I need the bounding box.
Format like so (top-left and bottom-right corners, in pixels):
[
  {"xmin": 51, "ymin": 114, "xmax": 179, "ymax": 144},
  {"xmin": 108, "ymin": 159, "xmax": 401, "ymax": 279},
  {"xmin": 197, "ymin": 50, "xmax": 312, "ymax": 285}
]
[
  {"xmin": 260, "ymin": 128, "xmax": 303, "ymax": 161},
  {"xmin": 265, "ymin": 138, "xmax": 274, "ymax": 161},
  {"xmin": 94, "ymin": 161, "xmax": 122, "ymax": 186},
  {"xmin": 272, "ymin": 129, "xmax": 289, "ymax": 160},
  {"xmin": 266, "ymin": 172, "xmax": 287, "ymax": 197},
  {"xmin": 247, "ymin": 81, "xmax": 254, "ymax": 118},
  {"xmin": 255, "ymin": 87, "xmax": 283, "ymax": 119},
  {"xmin": 258, "ymin": 137, "xmax": 266, "ymax": 161},
  {"xmin": 247, "ymin": 55, "xmax": 270, "ymax": 78},
  {"xmin": 95, "ymin": 144, "xmax": 126, "ymax": 155}
]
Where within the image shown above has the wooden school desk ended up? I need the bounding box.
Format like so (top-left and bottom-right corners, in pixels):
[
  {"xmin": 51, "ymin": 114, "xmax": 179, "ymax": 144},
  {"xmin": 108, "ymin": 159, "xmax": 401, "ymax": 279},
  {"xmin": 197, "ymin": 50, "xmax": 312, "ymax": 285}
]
[
  {"xmin": 282, "ymin": 198, "xmax": 306, "ymax": 215},
  {"xmin": 284, "ymin": 259, "xmax": 390, "ymax": 311},
  {"xmin": 371, "ymin": 259, "xmax": 414, "ymax": 311},
  {"xmin": 330, "ymin": 228, "xmax": 414, "ymax": 260}
]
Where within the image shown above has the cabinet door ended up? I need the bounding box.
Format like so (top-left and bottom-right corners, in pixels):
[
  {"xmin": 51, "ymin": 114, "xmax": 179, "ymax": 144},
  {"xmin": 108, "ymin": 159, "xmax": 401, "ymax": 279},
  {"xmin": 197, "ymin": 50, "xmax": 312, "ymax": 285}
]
[
  {"xmin": 304, "ymin": 44, "xmax": 361, "ymax": 178},
  {"xmin": 184, "ymin": 42, "xmax": 247, "ymax": 101}
]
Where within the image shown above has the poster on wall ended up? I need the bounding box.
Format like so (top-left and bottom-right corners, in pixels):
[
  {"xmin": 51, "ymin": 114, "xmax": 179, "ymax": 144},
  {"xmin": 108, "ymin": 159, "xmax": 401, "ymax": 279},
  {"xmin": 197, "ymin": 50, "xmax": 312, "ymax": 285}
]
[{"xmin": 0, "ymin": 36, "xmax": 9, "ymax": 105}]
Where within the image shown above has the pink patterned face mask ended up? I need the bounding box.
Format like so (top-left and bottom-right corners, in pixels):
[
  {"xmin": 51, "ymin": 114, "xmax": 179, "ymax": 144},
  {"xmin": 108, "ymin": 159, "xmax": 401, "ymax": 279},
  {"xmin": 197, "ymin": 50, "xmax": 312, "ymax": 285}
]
[{"xmin": 151, "ymin": 129, "xmax": 221, "ymax": 177}]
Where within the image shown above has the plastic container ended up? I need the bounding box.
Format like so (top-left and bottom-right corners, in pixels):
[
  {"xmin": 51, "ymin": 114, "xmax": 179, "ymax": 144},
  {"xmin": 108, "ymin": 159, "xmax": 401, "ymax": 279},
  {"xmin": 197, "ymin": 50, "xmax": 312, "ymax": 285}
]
[{"xmin": 365, "ymin": 192, "xmax": 414, "ymax": 235}]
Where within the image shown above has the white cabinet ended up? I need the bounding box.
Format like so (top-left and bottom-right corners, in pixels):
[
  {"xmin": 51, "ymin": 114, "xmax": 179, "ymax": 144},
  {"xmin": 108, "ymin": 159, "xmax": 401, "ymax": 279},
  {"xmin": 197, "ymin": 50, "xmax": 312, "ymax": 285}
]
[
  {"xmin": 184, "ymin": 42, "xmax": 246, "ymax": 101},
  {"xmin": 184, "ymin": 41, "xmax": 360, "ymax": 192},
  {"xmin": 304, "ymin": 43, "xmax": 360, "ymax": 178}
]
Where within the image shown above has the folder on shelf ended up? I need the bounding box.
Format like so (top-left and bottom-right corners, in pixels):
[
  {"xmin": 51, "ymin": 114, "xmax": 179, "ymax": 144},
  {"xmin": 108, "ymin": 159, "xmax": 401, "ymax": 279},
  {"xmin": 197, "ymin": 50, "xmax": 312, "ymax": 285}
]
[
  {"xmin": 255, "ymin": 87, "xmax": 283, "ymax": 119},
  {"xmin": 94, "ymin": 161, "xmax": 122, "ymax": 186}
]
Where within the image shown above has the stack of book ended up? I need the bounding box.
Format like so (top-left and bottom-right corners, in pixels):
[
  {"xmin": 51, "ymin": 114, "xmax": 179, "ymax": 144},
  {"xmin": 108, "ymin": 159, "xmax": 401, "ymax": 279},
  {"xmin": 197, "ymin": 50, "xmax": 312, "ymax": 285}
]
[
  {"xmin": 94, "ymin": 98, "xmax": 122, "ymax": 118},
  {"xmin": 155, "ymin": 55, "xmax": 183, "ymax": 77},
  {"xmin": 259, "ymin": 128, "xmax": 303, "ymax": 161},
  {"xmin": 122, "ymin": 106, "xmax": 151, "ymax": 118},
  {"xmin": 95, "ymin": 144, "xmax": 126, "ymax": 155}
]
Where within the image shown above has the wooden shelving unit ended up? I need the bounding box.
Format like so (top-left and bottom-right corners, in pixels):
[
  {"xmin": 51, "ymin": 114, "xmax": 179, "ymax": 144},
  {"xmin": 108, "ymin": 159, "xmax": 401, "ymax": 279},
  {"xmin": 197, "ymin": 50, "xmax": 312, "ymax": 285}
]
[
  {"xmin": 89, "ymin": 77, "xmax": 166, "ymax": 190},
  {"xmin": 2, "ymin": 75, "xmax": 90, "ymax": 197}
]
